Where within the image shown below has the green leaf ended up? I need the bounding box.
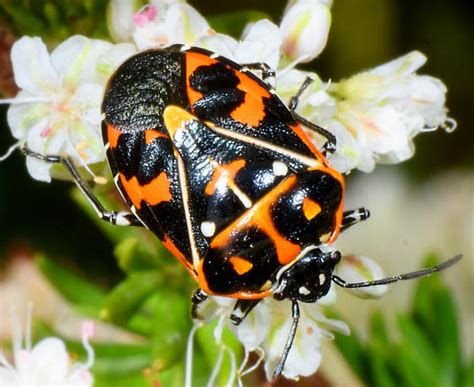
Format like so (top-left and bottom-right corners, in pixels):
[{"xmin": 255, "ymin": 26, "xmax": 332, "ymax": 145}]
[
  {"xmin": 196, "ymin": 320, "xmax": 243, "ymax": 386},
  {"xmin": 396, "ymin": 314, "xmax": 441, "ymax": 386},
  {"xmin": 413, "ymin": 257, "xmax": 462, "ymax": 384},
  {"xmin": 71, "ymin": 188, "xmax": 147, "ymax": 246},
  {"xmin": 461, "ymin": 357, "xmax": 474, "ymax": 387},
  {"xmin": 94, "ymin": 373, "xmax": 148, "ymax": 387},
  {"xmin": 0, "ymin": 2, "xmax": 45, "ymax": 35},
  {"xmin": 334, "ymin": 252, "xmax": 468, "ymax": 387},
  {"xmin": 101, "ymin": 272, "xmax": 163, "ymax": 326},
  {"xmin": 333, "ymin": 327, "xmax": 368, "ymax": 380},
  {"xmin": 158, "ymin": 362, "xmax": 186, "ymax": 387},
  {"xmin": 115, "ymin": 237, "xmax": 162, "ymax": 272},
  {"xmin": 367, "ymin": 345, "xmax": 397, "ymax": 387},
  {"xmin": 149, "ymin": 291, "xmax": 191, "ymax": 370},
  {"xmin": 368, "ymin": 311, "xmax": 397, "ymax": 387},
  {"xmin": 92, "ymin": 343, "xmax": 152, "ymax": 377},
  {"xmin": 36, "ymin": 254, "xmax": 105, "ymax": 316}
]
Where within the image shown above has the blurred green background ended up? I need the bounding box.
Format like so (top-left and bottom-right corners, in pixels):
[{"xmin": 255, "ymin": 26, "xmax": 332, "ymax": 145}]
[{"xmin": 0, "ymin": 1, "xmax": 472, "ymax": 385}]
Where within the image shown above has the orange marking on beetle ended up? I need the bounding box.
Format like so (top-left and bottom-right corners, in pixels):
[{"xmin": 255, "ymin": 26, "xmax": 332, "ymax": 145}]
[
  {"xmin": 306, "ymin": 165, "xmax": 345, "ymax": 244},
  {"xmin": 230, "ymin": 70, "xmax": 270, "ymax": 127},
  {"xmin": 145, "ymin": 129, "xmax": 168, "ymax": 144},
  {"xmin": 302, "ymin": 197, "xmax": 321, "ymax": 220},
  {"xmin": 185, "ymin": 51, "xmax": 219, "ymax": 106},
  {"xmin": 107, "ymin": 124, "xmax": 121, "ymax": 149},
  {"xmin": 163, "ymin": 105, "xmax": 198, "ymax": 140},
  {"xmin": 205, "ymin": 159, "xmax": 246, "ymax": 196},
  {"xmin": 289, "ymin": 122, "xmax": 328, "ymax": 164},
  {"xmin": 211, "ymin": 175, "xmax": 301, "ymax": 265},
  {"xmin": 196, "ymin": 260, "xmax": 273, "ymax": 299},
  {"xmin": 162, "ymin": 235, "xmax": 197, "ymax": 279},
  {"xmin": 229, "ymin": 256, "xmax": 253, "ymax": 275},
  {"xmin": 119, "ymin": 172, "xmax": 171, "ymax": 210}
]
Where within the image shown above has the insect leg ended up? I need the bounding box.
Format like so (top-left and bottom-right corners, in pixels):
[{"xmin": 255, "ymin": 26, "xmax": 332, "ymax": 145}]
[
  {"xmin": 230, "ymin": 299, "xmax": 261, "ymax": 325},
  {"xmin": 191, "ymin": 289, "xmax": 209, "ymax": 320},
  {"xmin": 240, "ymin": 62, "xmax": 275, "ymax": 81},
  {"xmin": 273, "ymin": 300, "xmax": 300, "ymax": 379},
  {"xmin": 289, "ymin": 76, "xmax": 337, "ymax": 154},
  {"xmin": 341, "ymin": 208, "xmax": 371, "ymax": 231},
  {"xmin": 22, "ymin": 147, "xmax": 142, "ymax": 227}
]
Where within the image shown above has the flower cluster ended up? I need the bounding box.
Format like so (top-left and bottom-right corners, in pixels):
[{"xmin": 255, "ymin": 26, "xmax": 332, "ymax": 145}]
[
  {"xmin": 0, "ymin": 0, "xmax": 457, "ymax": 382},
  {"xmin": 1, "ymin": 36, "xmax": 135, "ymax": 181},
  {"xmin": 0, "ymin": 309, "xmax": 95, "ymax": 386}
]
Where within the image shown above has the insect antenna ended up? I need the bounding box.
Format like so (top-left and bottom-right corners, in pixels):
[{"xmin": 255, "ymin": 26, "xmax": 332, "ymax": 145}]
[
  {"xmin": 332, "ymin": 254, "xmax": 462, "ymax": 288},
  {"xmin": 272, "ymin": 300, "xmax": 300, "ymax": 380}
]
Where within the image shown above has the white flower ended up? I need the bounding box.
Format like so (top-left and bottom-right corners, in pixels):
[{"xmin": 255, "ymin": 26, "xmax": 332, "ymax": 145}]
[
  {"xmin": 1, "ymin": 36, "xmax": 136, "ymax": 182},
  {"xmin": 280, "ymin": 0, "xmax": 332, "ymax": 64},
  {"xmin": 336, "ymin": 254, "xmax": 389, "ymax": 298},
  {"xmin": 259, "ymin": 299, "xmax": 348, "ymax": 380},
  {"xmin": 107, "ymin": 0, "xmax": 140, "ymax": 42},
  {"xmin": 132, "ymin": 2, "xmax": 212, "ymax": 49},
  {"xmin": 201, "ymin": 290, "xmax": 347, "ymax": 381},
  {"xmin": 327, "ymin": 51, "xmax": 454, "ymax": 172},
  {"xmin": 196, "ymin": 20, "xmax": 282, "ymax": 70},
  {"xmin": 0, "ymin": 310, "xmax": 95, "ymax": 386}
]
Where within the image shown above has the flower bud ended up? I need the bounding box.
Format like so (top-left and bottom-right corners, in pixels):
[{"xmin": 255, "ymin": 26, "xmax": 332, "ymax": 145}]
[
  {"xmin": 336, "ymin": 254, "xmax": 389, "ymax": 298},
  {"xmin": 107, "ymin": 0, "xmax": 140, "ymax": 42},
  {"xmin": 280, "ymin": 0, "xmax": 332, "ymax": 63}
]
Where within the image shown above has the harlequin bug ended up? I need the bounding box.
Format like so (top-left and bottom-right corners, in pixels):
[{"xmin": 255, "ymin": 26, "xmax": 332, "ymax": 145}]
[{"xmin": 22, "ymin": 44, "xmax": 462, "ymax": 379}]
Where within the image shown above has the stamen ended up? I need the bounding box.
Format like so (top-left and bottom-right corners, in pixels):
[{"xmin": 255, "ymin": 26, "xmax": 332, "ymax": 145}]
[
  {"xmin": 205, "ymin": 316, "xmax": 237, "ymax": 387},
  {"xmin": 239, "ymin": 347, "xmax": 264, "ymax": 378},
  {"xmin": 443, "ymin": 117, "xmax": 458, "ymax": 133},
  {"xmin": 421, "ymin": 125, "xmax": 438, "ymax": 132},
  {"xmin": 26, "ymin": 304, "xmax": 32, "ymax": 352},
  {"xmin": 11, "ymin": 307, "xmax": 22, "ymax": 356},
  {"xmin": 0, "ymin": 142, "xmax": 21, "ymax": 161},
  {"xmin": 78, "ymin": 320, "xmax": 95, "ymax": 370},
  {"xmin": 0, "ymin": 350, "xmax": 15, "ymax": 370},
  {"xmin": 65, "ymin": 131, "xmax": 98, "ymax": 180},
  {"xmin": 206, "ymin": 345, "xmax": 224, "ymax": 387},
  {"xmin": 185, "ymin": 322, "xmax": 201, "ymax": 387}
]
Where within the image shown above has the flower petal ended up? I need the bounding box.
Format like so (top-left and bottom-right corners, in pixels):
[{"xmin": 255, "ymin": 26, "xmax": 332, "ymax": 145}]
[
  {"xmin": 27, "ymin": 338, "xmax": 69, "ymax": 383},
  {"xmin": 336, "ymin": 255, "xmax": 389, "ymax": 298},
  {"xmin": 280, "ymin": 0, "xmax": 332, "ymax": 63},
  {"xmin": 50, "ymin": 36, "xmax": 111, "ymax": 87},
  {"xmin": 6, "ymin": 91, "xmax": 49, "ymax": 140},
  {"xmin": 107, "ymin": 0, "xmax": 138, "ymax": 42},
  {"xmin": 369, "ymin": 50, "xmax": 426, "ymax": 78},
  {"xmin": 133, "ymin": 3, "xmax": 210, "ymax": 48},
  {"xmin": 229, "ymin": 300, "xmax": 271, "ymax": 351},
  {"xmin": 235, "ymin": 20, "xmax": 281, "ymax": 69},
  {"xmin": 263, "ymin": 300, "xmax": 323, "ymax": 380},
  {"xmin": 195, "ymin": 33, "xmax": 239, "ymax": 60},
  {"xmin": 10, "ymin": 37, "xmax": 58, "ymax": 95},
  {"xmin": 0, "ymin": 367, "xmax": 20, "ymax": 385}
]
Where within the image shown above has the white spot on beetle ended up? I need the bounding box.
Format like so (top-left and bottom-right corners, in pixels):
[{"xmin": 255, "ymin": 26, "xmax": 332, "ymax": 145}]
[
  {"xmin": 273, "ymin": 161, "xmax": 288, "ymax": 176},
  {"xmin": 319, "ymin": 274, "xmax": 326, "ymax": 285},
  {"xmin": 201, "ymin": 221, "xmax": 216, "ymax": 237},
  {"xmin": 299, "ymin": 286, "xmax": 310, "ymax": 295}
]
